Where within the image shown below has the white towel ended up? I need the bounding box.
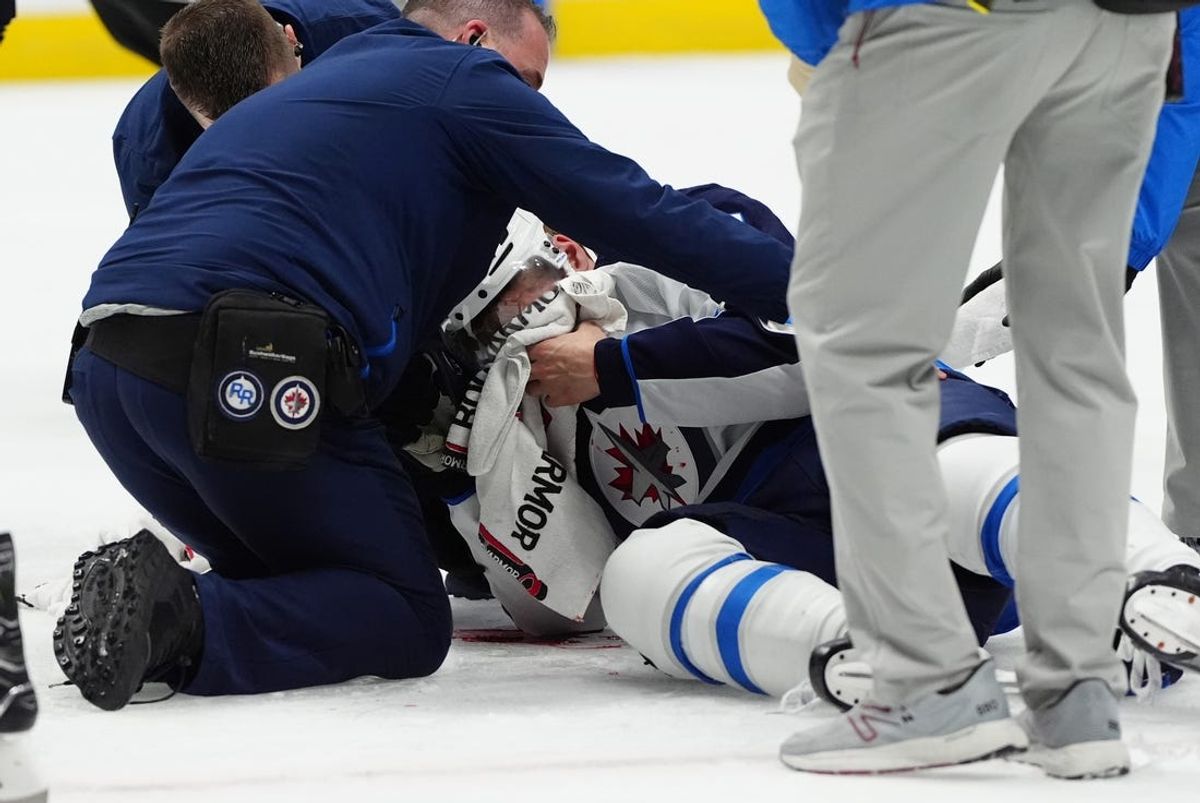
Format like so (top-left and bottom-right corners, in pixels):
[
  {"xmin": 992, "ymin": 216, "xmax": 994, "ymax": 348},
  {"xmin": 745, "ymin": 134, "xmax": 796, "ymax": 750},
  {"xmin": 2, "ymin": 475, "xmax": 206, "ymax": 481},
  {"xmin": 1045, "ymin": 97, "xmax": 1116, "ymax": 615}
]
[
  {"xmin": 445, "ymin": 271, "xmax": 627, "ymax": 624},
  {"xmin": 941, "ymin": 276, "xmax": 1013, "ymax": 368}
]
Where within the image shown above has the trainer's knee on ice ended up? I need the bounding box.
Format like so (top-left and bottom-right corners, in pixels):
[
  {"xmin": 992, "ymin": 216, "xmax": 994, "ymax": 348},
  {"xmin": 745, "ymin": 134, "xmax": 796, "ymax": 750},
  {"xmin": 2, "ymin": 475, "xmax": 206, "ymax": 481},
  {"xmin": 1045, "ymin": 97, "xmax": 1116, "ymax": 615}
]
[{"xmin": 384, "ymin": 589, "xmax": 453, "ymax": 679}]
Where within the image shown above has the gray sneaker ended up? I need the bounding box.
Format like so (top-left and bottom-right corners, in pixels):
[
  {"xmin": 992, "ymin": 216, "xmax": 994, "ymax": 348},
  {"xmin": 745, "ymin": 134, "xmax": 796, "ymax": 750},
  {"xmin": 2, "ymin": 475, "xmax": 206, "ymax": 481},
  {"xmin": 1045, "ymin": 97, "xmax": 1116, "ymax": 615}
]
[
  {"xmin": 779, "ymin": 659, "xmax": 1027, "ymax": 774},
  {"xmin": 1013, "ymin": 678, "xmax": 1129, "ymax": 780}
]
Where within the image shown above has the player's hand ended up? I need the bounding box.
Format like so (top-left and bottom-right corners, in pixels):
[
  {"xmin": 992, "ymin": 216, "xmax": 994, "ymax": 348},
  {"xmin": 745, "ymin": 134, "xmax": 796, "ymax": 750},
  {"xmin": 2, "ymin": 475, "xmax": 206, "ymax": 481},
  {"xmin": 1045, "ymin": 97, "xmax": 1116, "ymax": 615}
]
[{"xmin": 526, "ymin": 321, "xmax": 606, "ymax": 407}]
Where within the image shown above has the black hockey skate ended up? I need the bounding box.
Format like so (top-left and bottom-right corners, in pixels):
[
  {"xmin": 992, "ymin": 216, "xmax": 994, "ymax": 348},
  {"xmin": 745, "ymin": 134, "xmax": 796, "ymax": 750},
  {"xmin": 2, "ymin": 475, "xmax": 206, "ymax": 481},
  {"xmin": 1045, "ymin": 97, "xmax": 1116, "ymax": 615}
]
[
  {"xmin": 0, "ymin": 533, "xmax": 37, "ymax": 733},
  {"xmin": 808, "ymin": 637, "xmax": 871, "ymax": 712},
  {"xmin": 445, "ymin": 570, "xmax": 493, "ymax": 600},
  {"xmin": 54, "ymin": 530, "xmax": 204, "ymax": 711},
  {"xmin": 1120, "ymin": 564, "xmax": 1200, "ymax": 674}
]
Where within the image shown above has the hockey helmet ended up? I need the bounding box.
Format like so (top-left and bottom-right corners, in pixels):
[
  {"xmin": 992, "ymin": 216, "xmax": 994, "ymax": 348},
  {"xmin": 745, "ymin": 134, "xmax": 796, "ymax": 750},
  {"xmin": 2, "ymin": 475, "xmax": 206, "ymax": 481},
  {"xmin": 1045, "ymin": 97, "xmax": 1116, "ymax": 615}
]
[{"xmin": 442, "ymin": 209, "xmax": 568, "ymax": 342}]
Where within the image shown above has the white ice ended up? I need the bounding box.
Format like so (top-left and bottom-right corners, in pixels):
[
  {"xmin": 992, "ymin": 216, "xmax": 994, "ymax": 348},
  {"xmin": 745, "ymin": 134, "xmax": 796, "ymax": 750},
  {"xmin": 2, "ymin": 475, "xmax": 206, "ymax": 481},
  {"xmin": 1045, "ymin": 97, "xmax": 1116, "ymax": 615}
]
[{"xmin": 1, "ymin": 54, "xmax": 1199, "ymax": 802}]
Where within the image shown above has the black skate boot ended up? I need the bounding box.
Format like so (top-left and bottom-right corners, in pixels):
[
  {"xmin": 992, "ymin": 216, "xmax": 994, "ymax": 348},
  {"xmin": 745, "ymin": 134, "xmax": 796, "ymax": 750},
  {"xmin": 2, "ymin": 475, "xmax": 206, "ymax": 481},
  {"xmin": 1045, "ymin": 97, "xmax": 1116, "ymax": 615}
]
[
  {"xmin": 808, "ymin": 636, "xmax": 871, "ymax": 712},
  {"xmin": 1120, "ymin": 563, "xmax": 1200, "ymax": 674},
  {"xmin": 54, "ymin": 530, "xmax": 204, "ymax": 711},
  {"xmin": 0, "ymin": 533, "xmax": 37, "ymax": 733}
]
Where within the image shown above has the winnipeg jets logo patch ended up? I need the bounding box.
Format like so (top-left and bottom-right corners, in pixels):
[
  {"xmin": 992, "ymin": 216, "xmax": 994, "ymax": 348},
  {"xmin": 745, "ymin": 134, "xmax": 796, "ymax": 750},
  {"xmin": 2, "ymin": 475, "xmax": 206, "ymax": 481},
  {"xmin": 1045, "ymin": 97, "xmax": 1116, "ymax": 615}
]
[
  {"xmin": 270, "ymin": 376, "xmax": 320, "ymax": 430},
  {"xmin": 217, "ymin": 371, "xmax": 263, "ymax": 420},
  {"xmin": 587, "ymin": 409, "xmax": 697, "ymax": 526}
]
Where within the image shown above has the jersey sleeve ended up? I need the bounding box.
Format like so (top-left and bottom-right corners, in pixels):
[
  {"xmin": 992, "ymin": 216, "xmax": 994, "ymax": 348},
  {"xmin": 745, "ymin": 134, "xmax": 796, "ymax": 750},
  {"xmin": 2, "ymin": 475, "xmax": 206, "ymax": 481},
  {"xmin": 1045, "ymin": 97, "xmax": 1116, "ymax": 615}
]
[
  {"xmin": 590, "ymin": 313, "xmax": 809, "ymax": 427},
  {"xmin": 440, "ymin": 53, "xmax": 792, "ymax": 322},
  {"xmin": 1129, "ymin": 8, "xmax": 1200, "ymax": 271},
  {"xmin": 757, "ymin": 0, "xmax": 845, "ymax": 66}
]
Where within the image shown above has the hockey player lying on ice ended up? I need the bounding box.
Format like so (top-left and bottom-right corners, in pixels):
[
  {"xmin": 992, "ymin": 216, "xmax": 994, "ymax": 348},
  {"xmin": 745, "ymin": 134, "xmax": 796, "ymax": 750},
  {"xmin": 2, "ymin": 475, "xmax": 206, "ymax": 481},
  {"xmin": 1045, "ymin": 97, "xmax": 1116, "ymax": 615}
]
[{"xmin": 416, "ymin": 203, "xmax": 1200, "ymax": 709}]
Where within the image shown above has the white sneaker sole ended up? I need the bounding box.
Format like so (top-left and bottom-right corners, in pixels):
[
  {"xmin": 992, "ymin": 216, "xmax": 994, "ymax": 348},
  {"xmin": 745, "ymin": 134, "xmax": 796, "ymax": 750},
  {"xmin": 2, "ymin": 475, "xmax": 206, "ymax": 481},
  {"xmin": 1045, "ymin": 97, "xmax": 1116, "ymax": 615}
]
[
  {"xmin": 1011, "ymin": 739, "xmax": 1130, "ymax": 780},
  {"xmin": 1123, "ymin": 583, "xmax": 1200, "ymax": 666},
  {"xmin": 779, "ymin": 718, "xmax": 1028, "ymax": 775}
]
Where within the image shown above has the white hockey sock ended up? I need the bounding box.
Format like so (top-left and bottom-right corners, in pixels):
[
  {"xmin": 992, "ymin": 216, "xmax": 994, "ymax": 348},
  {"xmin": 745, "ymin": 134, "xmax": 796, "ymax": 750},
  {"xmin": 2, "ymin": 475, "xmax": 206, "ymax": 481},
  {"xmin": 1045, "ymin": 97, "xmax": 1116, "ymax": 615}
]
[
  {"xmin": 939, "ymin": 434, "xmax": 1200, "ymax": 586},
  {"xmin": 940, "ymin": 434, "xmax": 1020, "ymax": 585},
  {"xmin": 1125, "ymin": 500, "xmax": 1200, "ymax": 574},
  {"xmin": 600, "ymin": 518, "xmax": 846, "ymax": 697}
]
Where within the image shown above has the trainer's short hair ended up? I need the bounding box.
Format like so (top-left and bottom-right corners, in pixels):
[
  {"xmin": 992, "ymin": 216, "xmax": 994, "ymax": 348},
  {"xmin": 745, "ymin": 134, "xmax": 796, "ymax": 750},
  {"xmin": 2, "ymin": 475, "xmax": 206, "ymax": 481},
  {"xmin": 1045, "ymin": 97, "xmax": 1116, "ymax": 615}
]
[
  {"xmin": 403, "ymin": 0, "xmax": 556, "ymax": 41},
  {"xmin": 160, "ymin": 0, "xmax": 294, "ymax": 123}
]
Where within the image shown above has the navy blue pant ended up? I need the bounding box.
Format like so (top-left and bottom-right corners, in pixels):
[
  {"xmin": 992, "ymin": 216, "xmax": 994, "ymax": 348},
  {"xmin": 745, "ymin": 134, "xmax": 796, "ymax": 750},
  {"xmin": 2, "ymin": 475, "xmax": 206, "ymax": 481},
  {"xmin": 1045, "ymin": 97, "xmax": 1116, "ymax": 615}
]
[{"xmin": 69, "ymin": 348, "xmax": 452, "ymax": 695}]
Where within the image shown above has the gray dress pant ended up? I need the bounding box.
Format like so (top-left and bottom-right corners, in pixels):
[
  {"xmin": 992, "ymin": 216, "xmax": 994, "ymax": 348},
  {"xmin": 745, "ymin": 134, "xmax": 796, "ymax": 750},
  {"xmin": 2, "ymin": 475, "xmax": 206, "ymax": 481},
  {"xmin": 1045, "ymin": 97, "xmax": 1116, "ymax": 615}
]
[
  {"xmin": 1158, "ymin": 165, "xmax": 1200, "ymax": 547},
  {"xmin": 789, "ymin": 0, "xmax": 1172, "ymax": 706}
]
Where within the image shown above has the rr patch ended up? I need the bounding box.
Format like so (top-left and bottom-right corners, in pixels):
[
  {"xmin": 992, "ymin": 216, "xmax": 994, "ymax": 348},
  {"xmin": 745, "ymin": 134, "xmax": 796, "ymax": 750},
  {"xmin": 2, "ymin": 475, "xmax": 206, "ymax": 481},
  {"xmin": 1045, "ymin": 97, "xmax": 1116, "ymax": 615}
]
[
  {"xmin": 217, "ymin": 371, "xmax": 264, "ymax": 420},
  {"xmin": 270, "ymin": 375, "xmax": 320, "ymax": 430}
]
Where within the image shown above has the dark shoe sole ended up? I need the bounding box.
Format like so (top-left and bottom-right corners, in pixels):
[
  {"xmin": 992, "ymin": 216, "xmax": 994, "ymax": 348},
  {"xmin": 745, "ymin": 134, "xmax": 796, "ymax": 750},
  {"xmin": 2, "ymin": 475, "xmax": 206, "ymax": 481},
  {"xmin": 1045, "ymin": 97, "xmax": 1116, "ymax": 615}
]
[{"xmin": 53, "ymin": 531, "xmax": 177, "ymax": 711}]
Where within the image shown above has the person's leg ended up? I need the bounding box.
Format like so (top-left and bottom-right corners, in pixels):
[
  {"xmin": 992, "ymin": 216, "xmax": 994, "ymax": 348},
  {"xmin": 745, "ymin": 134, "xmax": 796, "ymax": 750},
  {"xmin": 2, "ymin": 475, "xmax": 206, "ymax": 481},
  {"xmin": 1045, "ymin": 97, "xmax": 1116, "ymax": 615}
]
[
  {"xmin": 70, "ymin": 349, "xmax": 452, "ymax": 695},
  {"xmin": 788, "ymin": 3, "xmax": 1048, "ymax": 704},
  {"xmin": 600, "ymin": 518, "xmax": 847, "ymax": 698},
  {"xmin": 69, "ymin": 348, "xmax": 266, "ymax": 577},
  {"xmin": 1157, "ymin": 164, "xmax": 1200, "ymax": 547},
  {"xmin": 1001, "ymin": 10, "xmax": 1173, "ymax": 710},
  {"xmin": 940, "ymin": 433, "xmax": 1200, "ymax": 584}
]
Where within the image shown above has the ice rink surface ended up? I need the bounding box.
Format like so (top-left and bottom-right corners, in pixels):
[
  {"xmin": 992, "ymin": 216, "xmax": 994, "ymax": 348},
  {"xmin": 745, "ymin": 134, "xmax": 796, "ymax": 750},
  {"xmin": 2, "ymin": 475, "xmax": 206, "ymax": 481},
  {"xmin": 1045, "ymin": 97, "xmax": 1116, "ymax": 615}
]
[{"xmin": 2, "ymin": 52, "xmax": 1199, "ymax": 801}]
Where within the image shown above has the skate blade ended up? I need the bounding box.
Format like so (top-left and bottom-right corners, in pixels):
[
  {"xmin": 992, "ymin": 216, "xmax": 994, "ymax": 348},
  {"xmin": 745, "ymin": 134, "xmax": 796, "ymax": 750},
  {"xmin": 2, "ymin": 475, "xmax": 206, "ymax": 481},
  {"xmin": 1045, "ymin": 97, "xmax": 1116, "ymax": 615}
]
[{"xmin": 1124, "ymin": 584, "xmax": 1200, "ymax": 666}]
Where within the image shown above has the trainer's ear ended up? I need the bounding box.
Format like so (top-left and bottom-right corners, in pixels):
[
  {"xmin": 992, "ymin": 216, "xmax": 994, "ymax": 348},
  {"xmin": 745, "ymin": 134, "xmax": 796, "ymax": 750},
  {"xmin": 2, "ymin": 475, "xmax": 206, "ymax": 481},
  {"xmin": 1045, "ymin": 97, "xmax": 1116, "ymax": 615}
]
[
  {"xmin": 551, "ymin": 234, "xmax": 595, "ymax": 272},
  {"xmin": 457, "ymin": 19, "xmax": 487, "ymax": 46}
]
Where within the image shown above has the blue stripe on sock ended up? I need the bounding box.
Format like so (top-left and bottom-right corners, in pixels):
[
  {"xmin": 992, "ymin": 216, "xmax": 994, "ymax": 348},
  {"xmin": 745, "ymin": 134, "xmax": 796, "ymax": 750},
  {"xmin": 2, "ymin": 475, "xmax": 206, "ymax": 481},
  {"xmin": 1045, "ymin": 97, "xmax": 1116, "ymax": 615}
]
[
  {"xmin": 669, "ymin": 553, "xmax": 751, "ymax": 685},
  {"xmin": 715, "ymin": 564, "xmax": 788, "ymax": 694},
  {"xmin": 981, "ymin": 475, "xmax": 1019, "ymax": 588}
]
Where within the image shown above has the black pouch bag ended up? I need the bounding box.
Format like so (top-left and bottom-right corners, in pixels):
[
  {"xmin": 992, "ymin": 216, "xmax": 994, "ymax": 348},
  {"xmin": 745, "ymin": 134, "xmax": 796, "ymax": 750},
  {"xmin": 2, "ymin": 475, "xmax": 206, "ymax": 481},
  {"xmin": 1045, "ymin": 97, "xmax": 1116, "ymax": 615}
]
[{"xmin": 188, "ymin": 290, "xmax": 331, "ymax": 470}]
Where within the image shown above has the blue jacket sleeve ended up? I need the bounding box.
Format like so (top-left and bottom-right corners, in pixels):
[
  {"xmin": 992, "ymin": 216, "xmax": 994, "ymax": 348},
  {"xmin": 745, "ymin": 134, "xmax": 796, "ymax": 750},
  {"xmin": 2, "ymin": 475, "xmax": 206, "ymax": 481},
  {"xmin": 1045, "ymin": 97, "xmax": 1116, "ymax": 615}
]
[
  {"xmin": 1129, "ymin": 8, "xmax": 1200, "ymax": 271},
  {"xmin": 591, "ymin": 313, "xmax": 807, "ymax": 426},
  {"xmin": 758, "ymin": 0, "xmax": 847, "ymax": 65},
  {"xmin": 441, "ymin": 54, "xmax": 793, "ymax": 322},
  {"xmin": 593, "ymin": 183, "xmax": 795, "ymax": 266},
  {"xmin": 112, "ymin": 71, "xmax": 203, "ymax": 219}
]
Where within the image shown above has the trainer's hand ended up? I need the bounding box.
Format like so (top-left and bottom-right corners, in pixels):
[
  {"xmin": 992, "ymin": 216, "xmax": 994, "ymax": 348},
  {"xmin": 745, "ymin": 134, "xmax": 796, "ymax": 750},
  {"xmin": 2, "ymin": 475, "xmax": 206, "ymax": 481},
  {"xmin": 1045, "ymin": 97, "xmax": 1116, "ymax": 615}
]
[{"xmin": 526, "ymin": 321, "xmax": 606, "ymax": 407}]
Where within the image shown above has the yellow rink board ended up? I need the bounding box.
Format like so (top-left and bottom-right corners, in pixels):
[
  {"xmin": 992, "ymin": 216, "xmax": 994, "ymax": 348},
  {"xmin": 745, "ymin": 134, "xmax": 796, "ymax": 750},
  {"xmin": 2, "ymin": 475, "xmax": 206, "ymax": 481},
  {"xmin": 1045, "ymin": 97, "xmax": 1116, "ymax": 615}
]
[
  {"xmin": 0, "ymin": 12, "xmax": 157, "ymax": 80},
  {"xmin": 554, "ymin": 0, "xmax": 781, "ymax": 56},
  {"xmin": 0, "ymin": 0, "xmax": 782, "ymax": 81}
]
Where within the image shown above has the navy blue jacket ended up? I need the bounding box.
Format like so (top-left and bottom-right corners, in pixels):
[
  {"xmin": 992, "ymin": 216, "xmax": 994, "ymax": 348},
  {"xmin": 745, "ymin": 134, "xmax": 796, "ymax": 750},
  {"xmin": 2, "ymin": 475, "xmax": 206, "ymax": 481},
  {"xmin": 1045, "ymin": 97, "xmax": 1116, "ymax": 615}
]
[
  {"xmin": 111, "ymin": 0, "xmax": 400, "ymax": 219},
  {"xmin": 86, "ymin": 20, "xmax": 793, "ymax": 407}
]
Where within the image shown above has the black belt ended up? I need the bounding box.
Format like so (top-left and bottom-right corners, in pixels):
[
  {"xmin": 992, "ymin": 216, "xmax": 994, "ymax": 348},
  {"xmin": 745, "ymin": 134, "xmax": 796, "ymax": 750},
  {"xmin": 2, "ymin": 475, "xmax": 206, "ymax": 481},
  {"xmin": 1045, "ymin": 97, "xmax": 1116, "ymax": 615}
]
[
  {"xmin": 85, "ymin": 313, "xmax": 202, "ymax": 395},
  {"xmin": 77, "ymin": 310, "xmax": 367, "ymax": 417}
]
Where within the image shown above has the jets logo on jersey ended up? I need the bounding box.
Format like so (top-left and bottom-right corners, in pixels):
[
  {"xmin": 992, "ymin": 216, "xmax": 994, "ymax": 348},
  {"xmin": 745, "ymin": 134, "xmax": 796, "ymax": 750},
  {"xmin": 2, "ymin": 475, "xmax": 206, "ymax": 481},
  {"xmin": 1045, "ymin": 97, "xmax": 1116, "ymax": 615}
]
[
  {"xmin": 587, "ymin": 409, "xmax": 697, "ymax": 526},
  {"xmin": 270, "ymin": 376, "xmax": 320, "ymax": 430},
  {"xmin": 217, "ymin": 371, "xmax": 263, "ymax": 420}
]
